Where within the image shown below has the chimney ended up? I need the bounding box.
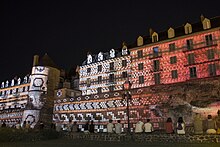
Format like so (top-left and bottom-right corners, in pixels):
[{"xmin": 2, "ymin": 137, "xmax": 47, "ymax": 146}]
[
  {"xmin": 33, "ymin": 55, "xmax": 39, "ymax": 66},
  {"xmin": 200, "ymin": 14, "xmax": 205, "ymax": 22},
  {"xmin": 149, "ymin": 28, "xmax": 154, "ymax": 37}
]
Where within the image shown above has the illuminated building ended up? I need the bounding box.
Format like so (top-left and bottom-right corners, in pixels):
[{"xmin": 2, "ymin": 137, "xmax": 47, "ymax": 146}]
[
  {"xmin": 54, "ymin": 15, "xmax": 220, "ymax": 132},
  {"xmin": 0, "ymin": 54, "xmax": 60, "ymax": 128}
]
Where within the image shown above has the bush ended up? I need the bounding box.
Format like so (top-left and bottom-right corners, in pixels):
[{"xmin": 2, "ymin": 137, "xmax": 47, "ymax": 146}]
[{"xmin": 0, "ymin": 128, "xmax": 59, "ymax": 142}]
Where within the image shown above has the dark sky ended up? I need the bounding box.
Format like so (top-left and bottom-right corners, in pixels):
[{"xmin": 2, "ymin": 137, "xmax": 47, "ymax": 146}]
[{"xmin": 1, "ymin": 0, "xmax": 220, "ymax": 81}]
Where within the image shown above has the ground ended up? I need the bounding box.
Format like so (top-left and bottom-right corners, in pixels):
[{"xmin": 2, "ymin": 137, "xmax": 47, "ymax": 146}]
[{"xmin": 0, "ymin": 138, "xmax": 220, "ymax": 147}]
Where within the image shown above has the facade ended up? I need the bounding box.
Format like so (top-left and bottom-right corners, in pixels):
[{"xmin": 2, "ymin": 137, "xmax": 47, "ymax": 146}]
[
  {"xmin": 0, "ymin": 54, "xmax": 60, "ymax": 128},
  {"xmin": 53, "ymin": 15, "xmax": 220, "ymax": 132}
]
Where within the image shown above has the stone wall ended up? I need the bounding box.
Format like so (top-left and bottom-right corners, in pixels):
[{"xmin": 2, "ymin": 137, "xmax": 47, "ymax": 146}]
[{"xmin": 66, "ymin": 133, "xmax": 220, "ymax": 143}]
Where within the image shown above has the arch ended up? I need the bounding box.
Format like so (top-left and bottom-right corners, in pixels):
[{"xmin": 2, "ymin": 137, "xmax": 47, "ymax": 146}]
[
  {"xmin": 184, "ymin": 23, "xmax": 192, "ymax": 34},
  {"xmin": 168, "ymin": 27, "xmax": 175, "ymax": 38},
  {"xmin": 137, "ymin": 36, "xmax": 143, "ymax": 46}
]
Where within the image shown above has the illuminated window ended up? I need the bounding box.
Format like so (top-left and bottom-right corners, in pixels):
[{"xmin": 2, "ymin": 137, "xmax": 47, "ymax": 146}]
[
  {"xmin": 205, "ymin": 34, "xmax": 213, "ymax": 46},
  {"xmin": 171, "ymin": 70, "xmax": 178, "ymax": 79},
  {"xmin": 184, "ymin": 23, "xmax": 192, "ymax": 34},
  {"xmin": 122, "ymin": 71, "xmax": 128, "ymax": 78},
  {"xmin": 169, "ymin": 43, "xmax": 176, "ymax": 52},
  {"xmin": 170, "ymin": 56, "xmax": 177, "ymax": 64},
  {"xmin": 208, "ymin": 64, "xmax": 216, "ymax": 76},
  {"xmin": 189, "ymin": 67, "xmax": 197, "ymax": 78},
  {"xmin": 202, "ymin": 18, "xmax": 211, "ymax": 30},
  {"xmin": 98, "ymin": 76, "xmax": 102, "ymax": 84},
  {"xmin": 188, "ymin": 53, "xmax": 195, "ymax": 64},
  {"xmin": 86, "ymin": 78, "xmax": 91, "ymax": 87},
  {"xmin": 109, "ymin": 85, "xmax": 114, "ymax": 92},
  {"xmin": 138, "ymin": 63, "xmax": 144, "ymax": 70},
  {"xmin": 109, "ymin": 74, "xmax": 114, "ymax": 83},
  {"xmin": 110, "ymin": 62, "xmax": 114, "ymax": 71},
  {"xmin": 153, "ymin": 47, "xmax": 159, "ymax": 57},
  {"xmin": 98, "ymin": 65, "xmax": 102, "ymax": 72},
  {"xmin": 207, "ymin": 49, "xmax": 215, "ymax": 60},
  {"xmin": 186, "ymin": 39, "xmax": 193, "ymax": 50},
  {"xmin": 168, "ymin": 28, "xmax": 175, "ymax": 38},
  {"xmin": 137, "ymin": 50, "xmax": 143, "ymax": 58},
  {"xmin": 137, "ymin": 36, "xmax": 143, "ymax": 46},
  {"xmin": 97, "ymin": 87, "xmax": 102, "ymax": 94},
  {"xmin": 153, "ymin": 60, "xmax": 160, "ymax": 72},
  {"xmin": 139, "ymin": 76, "xmax": 144, "ymax": 84},
  {"xmin": 152, "ymin": 32, "xmax": 158, "ymax": 42},
  {"xmin": 122, "ymin": 60, "xmax": 127, "ymax": 67},
  {"xmin": 87, "ymin": 68, "xmax": 91, "ymax": 73},
  {"xmin": 154, "ymin": 73, "xmax": 160, "ymax": 85}
]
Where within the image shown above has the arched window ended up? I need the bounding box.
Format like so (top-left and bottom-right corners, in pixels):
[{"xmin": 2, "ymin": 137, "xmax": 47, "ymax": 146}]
[
  {"xmin": 137, "ymin": 36, "xmax": 143, "ymax": 46},
  {"xmin": 184, "ymin": 23, "xmax": 192, "ymax": 34},
  {"xmin": 168, "ymin": 27, "xmax": 175, "ymax": 38},
  {"xmin": 98, "ymin": 52, "xmax": 103, "ymax": 61},
  {"xmin": 110, "ymin": 49, "xmax": 115, "ymax": 58},
  {"xmin": 202, "ymin": 18, "xmax": 211, "ymax": 30},
  {"xmin": 87, "ymin": 54, "xmax": 92, "ymax": 64},
  {"xmin": 152, "ymin": 32, "xmax": 158, "ymax": 42}
]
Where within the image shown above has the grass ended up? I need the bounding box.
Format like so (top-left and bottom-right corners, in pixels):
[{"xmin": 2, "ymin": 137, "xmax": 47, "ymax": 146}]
[{"xmin": 0, "ymin": 138, "xmax": 220, "ymax": 147}]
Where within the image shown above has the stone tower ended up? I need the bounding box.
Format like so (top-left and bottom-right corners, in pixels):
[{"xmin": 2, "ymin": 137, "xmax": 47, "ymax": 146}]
[{"xmin": 21, "ymin": 54, "xmax": 60, "ymax": 128}]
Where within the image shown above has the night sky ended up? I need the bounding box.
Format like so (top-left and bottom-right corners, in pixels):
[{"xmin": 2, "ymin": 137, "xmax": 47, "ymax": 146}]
[{"xmin": 1, "ymin": 0, "xmax": 220, "ymax": 81}]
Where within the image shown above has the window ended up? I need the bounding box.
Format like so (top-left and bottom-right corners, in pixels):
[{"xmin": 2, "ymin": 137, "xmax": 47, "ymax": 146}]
[
  {"xmin": 98, "ymin": 76, "xmax": 102, "ymax": 84},
  {"xmin": 137, "ymin": 50, "xmax": 143, "ymax": 58},
  {"xmin": 110, "ymin": 62, "xmax": 114, "ymax": 71},
  {"xmin": 97, "ymin": 87, "xmax": 102, "ymax": 94},
  {"xmin": 109, "ymin": 74, "xmax": 114, "ymax": 82},
  {"xmin": 153, "ymin": 60, "xmax": 160, "ymax": 71},
  {"xmin": 152, "ymin": 32, "xmax": 158, "ymax": 42},
  {"xmin": 188, "ymin": 53, "xmax": 195, "ymax": 64},
  {"xmin": 208, "ymin": 64, "xmax": 216, "ymax": 76},
  {"xmin": 169, "ymin": 43, "xmax": 176, "ymax": 52},
  {"xmin": 154, "ymin": 73, "xmax": 160, "ymax": 85},
  {"xmin": 189, "ymin": 67, "xmax": 197, "ymax": 78},
  {"xmin": 86, "ymin": 78, "xmax": 91, "ymax": 87},
  {"xmin": 205, "ymin": 34, "xmax": 213, "ymax": 46},
  {"xmin": 122, "ymin": 71, "xmax": 128, "ymax": 78},
  {"xmin": 171, "ymin": 70, "xmax": 178, "ymax": 79},
  {"xmin": 170, "ymin": 56, "xmax": 177, "ymax": 64},
  {"xmin": 98, "ymin": 65, "xmax": 102, "ymax": 72},
  {"xmin": 153, "ymin": 47, "xmax": 159, "ymax": 57},
  {"xmin": 184, "ymin": 23, "xmax": 192, "ymax": 34},
  {"xmin": 207, "ymin": 49, "xmax": 215, "ymax": 60},
  {"xmin": 153, "ymin": 35, "xmax": 158, "ymax": 42},
  {"xmin": 137, "ymin": 36, "xmax": 143, "ymax": 46},
  {"xmin": 138, "ymin": 63, "xmax": 144, "ymax": 70},
  {"xmin": 139, "ymin": 76, "xmax": 144, "ymax": 84},
  {"xmin": 87, "ymin": 68, "xmax": 91, "ymax": 73},
  {"xmin": 186, "ymin": 39, "xmax": 193, "ymax": 50},
  {"xmin": 168, "ymin": 28, "xmax": 175, "ymax": 38},
  {"xmin": 122, "ymin": 60, "xmax": 127, "ymax": 67},
  {"xmin": 109, "ymin": 85, "xmax": 114, "ymax": 92},
  {"xmin": 202, "ymin": 18, "xmax": 211, "ymax": 30}
]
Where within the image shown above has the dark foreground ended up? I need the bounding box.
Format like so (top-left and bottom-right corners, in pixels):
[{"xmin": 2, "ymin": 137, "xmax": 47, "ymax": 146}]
[{"xmin": 0, "ymin": 138, "xmax": 220, "ymax": 147}]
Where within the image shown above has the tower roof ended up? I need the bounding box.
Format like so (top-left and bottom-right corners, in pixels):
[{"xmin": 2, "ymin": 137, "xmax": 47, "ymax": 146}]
[{"xmin": 38, "ymin": 53, "xmax": 58, "ymax": 69}]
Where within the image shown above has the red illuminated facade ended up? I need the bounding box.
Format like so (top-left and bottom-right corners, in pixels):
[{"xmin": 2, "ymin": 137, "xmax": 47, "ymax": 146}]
[{"xmin": 53, "ymin": 16, "xmax": 220, "ymax": 132}]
